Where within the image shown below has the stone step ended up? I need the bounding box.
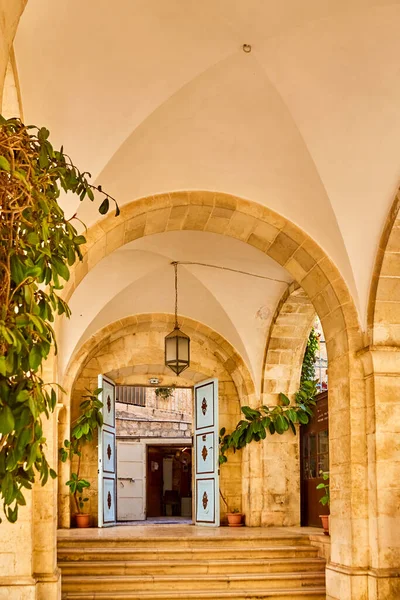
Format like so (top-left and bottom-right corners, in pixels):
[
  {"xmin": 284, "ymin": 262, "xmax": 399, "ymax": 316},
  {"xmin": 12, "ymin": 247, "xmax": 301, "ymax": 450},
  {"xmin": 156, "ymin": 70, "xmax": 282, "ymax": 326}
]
[
  {"xmin": 61, "ymin": 572, "xmax": 326, "ymax": 593},
  {"xmin": 57, "ymin": 535, "xmax": 312, "ymax": 550},
  {"xmin": 58, "ymin": 545, "xmax": 319, "ymax": 562},
  {"xmin": 61, "ymin": 586, "xmax": 327, "ymax": 600},
  {"xmin": 59, "ymin": 557, "xmax": 326, "ymax": 576}
]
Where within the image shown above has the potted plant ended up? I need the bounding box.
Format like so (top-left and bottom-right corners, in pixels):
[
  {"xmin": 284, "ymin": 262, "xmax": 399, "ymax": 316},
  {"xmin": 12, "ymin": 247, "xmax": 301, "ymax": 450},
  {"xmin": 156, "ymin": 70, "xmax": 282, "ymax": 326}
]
[
  {"xmin": 226, "ymin": 507, "xmax": 243, "ymax": 527},
  {"xmin": 316, "ymin": 470, "xmax": 330, "ymax": 535},
  {"xmin": 65, "ymin": 473, "xmax": 91, "ymax": 528},
  {"xmin": 154, "ymin": 386, "xmax": 175, "ymax": 400},
  {"xmin": 218, "ymin": 485, "xmax": 243, "ymax": 527},
  {"xmin": 60, "ymin": 388, "xmax": 103, "ymax": 527}
]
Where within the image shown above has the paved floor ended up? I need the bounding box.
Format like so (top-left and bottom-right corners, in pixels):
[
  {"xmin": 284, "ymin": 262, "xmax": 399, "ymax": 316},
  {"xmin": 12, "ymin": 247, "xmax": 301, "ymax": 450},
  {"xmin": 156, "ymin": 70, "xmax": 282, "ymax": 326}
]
[
  {"xmin": 115, "ymin": 517, "xmax": 193, "ymax": 526},
  {"xmin": 58, "ymin": 524, "xmax": 324, "ymax": 541}
]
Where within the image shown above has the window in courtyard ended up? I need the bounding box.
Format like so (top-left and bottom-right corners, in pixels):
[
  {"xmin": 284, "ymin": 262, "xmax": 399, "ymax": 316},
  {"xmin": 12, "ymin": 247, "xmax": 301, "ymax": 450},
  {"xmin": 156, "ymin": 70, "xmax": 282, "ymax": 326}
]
[{"xmin": 116, "ymin": 385, "xmax": 146, "ymax": 407}]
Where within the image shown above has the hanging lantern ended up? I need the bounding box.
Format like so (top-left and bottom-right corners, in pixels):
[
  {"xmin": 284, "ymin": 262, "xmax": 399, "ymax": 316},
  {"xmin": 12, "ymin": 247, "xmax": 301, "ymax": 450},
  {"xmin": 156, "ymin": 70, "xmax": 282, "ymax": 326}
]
[{"xmin": 165, "ymin": 262, "xmax": 190, "ymax": 375}]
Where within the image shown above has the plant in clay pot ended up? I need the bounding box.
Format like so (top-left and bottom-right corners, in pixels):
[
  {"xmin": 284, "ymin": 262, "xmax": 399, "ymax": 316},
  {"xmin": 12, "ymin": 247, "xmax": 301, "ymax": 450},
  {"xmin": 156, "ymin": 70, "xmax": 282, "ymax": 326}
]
[
  {"xmin": 316, "ymin": 470, "xmax": 330, "ymax": 535},
  {"xmin": 65, "ymin": 473, "xmax": 90, "ymax": 528},
  {"xmin": 226, "ymin": 507, "xmax": 243, "ymax": 527},
  {"xmin": 60, "ymin": 388, "xmax": 103, "ymax": 527}
]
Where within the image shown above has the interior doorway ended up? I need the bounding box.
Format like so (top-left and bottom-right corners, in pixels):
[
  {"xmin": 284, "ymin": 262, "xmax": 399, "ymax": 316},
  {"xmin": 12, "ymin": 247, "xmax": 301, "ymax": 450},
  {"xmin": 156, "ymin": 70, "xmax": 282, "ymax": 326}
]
[
  {"xmin": 147, "ymin": 445, "xmax": 192, "ymax": 519},
  {"xmin": 116, "ymin": 439, "xmax": 193, "ymax": 523},
  {"xmin": 101, "ymin": 378, "xmax": 220, "ymax": 527},
  {"xmin": 300, "ymin": 391, "xmax": 329, "ymax": 527}
]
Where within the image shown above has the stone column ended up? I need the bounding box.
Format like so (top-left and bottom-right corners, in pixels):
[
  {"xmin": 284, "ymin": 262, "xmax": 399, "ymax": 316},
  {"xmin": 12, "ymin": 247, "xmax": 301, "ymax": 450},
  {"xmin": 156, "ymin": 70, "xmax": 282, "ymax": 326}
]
[
  {"xmin": 360, "ymin": 346, "xmax": 400, "ymax": 599},
  {"xmin": 32, "ymin": 411, "xmax": 61, "ymax": 600},
  {"xmin": 32, "ymin": 352, "xmax": 61, "ymax": 600},
  {"xmin": 0, "ymin": 500, "xmax": 36, "ymax": 600},
  {"xmin": 325, "ymin": 350, "xmax": 370, "ymax": 600}
]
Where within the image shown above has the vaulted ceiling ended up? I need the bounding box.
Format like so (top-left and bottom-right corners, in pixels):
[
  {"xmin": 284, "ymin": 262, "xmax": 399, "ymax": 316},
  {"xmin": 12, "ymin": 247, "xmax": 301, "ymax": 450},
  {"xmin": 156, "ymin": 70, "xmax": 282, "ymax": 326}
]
[{"xmin": 13, "ymin": 0, "xmax": 400, "ymax": 385}]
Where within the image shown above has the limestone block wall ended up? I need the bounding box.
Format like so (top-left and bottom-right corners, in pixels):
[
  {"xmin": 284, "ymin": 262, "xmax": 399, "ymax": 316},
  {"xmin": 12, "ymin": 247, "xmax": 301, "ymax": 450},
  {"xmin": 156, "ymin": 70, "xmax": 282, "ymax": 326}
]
[
  {"xmin": 64, "ymin": 317, "xmax": 247, "ymax": 526},
  {"xmin": 242, "ymin": 285, "xmax": 315, "ymax": 527},
  {"xmin": 116, "ymin": 387, "xmax": 192, "ymax": 439}
]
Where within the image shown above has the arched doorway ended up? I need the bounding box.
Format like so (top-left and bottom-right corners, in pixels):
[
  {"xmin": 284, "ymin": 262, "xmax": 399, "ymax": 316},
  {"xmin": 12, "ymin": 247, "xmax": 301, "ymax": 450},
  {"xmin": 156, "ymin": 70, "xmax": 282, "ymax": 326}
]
[{"xmin": 60, "ymin": 314, "xmax": 255, "ymax": 528}]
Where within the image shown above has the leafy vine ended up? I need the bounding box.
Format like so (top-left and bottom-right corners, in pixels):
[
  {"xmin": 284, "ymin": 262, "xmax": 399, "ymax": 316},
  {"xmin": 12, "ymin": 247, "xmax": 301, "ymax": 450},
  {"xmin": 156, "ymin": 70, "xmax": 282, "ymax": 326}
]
[
  {"xmin": 0, "ymin": 116, "xmax": 118, "ymax": 523},
  {"xmin": 300, "ymin": 327, "xmax": 319, "ymax": 384},
  {"xmin": 219, "ymin": 379, "xmax": 317, "ymax": 465}
]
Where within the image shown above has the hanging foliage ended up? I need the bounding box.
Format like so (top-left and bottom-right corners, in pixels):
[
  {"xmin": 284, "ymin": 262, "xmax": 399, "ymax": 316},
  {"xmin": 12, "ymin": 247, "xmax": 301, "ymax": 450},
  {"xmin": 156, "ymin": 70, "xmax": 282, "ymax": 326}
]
[
  {"xmin": 300, "ymin": 327, "xmax": 319, "ymax": 384},
  {"xmin": 154, "ymin": 386, "xmax": 175, "ymax": 400},
  {"xmin": 219, "ymin": 379, "xmax": 317, "ymax": 464},
  {"xmin": 0, "ymin": 116, "xmax": 118, "ymax": 523}
]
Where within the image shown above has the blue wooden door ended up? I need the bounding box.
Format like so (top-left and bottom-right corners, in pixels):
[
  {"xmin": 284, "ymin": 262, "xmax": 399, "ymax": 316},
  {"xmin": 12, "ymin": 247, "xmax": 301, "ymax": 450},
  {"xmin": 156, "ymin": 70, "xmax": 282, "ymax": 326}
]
[{"xmin": 194, "ymin": 378, "xmax": 219, "ymax": 527}]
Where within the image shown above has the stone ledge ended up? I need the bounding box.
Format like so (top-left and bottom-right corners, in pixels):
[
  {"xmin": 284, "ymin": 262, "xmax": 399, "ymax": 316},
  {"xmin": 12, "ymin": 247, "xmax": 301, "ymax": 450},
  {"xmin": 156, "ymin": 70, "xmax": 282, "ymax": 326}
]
[{"xmin": 309, "ymin": 533, "xmax": 331, "ymax": 562}]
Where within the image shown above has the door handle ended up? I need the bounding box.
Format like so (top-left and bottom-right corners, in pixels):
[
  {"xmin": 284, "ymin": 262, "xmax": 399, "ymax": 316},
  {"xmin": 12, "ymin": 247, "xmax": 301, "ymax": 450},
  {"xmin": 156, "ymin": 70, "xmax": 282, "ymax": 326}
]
[{"xmin": 118, "ymin": 477, "xmax": 135, "ymax": 483}]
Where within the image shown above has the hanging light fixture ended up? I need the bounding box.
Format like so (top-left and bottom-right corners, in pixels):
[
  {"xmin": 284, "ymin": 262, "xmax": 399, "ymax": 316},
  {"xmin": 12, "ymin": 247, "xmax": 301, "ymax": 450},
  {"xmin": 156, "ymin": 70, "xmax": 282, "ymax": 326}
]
[{"xmin": 165, "ymin": 262, "xmax": 190, "ymax": 375}]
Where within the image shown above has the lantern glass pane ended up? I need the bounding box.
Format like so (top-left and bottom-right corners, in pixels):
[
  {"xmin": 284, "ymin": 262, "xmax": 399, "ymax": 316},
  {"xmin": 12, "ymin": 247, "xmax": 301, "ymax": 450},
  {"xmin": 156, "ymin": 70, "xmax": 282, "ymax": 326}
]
[
  {"xmin": 165, "ymin": 336, "xmax": 176, "ymax": 362},
  {"xmin": 178, "ymin": 336, "xmax": 189, "ymax": 361}
]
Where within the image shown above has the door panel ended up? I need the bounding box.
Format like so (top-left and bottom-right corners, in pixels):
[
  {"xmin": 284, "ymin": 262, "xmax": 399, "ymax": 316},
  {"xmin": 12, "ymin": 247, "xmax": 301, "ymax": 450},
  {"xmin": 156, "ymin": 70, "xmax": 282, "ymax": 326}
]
[
  {"xmin": 117, "ymin": 441, "xmax": 145, "ymax": 521},
  {"xmin": 98, "ymin": 375, "xmax": 116, "ymax": 527},
  {"xmin": 147, "ymin": 448, "xmax": 163, "ymax": 517},
  {"xmin": 300, "ymin": 391, "xmax": 329, "ymax": 527},
  {"xmin": 194, "ymin": 379, "xmax": 219, "ymax": 527}
]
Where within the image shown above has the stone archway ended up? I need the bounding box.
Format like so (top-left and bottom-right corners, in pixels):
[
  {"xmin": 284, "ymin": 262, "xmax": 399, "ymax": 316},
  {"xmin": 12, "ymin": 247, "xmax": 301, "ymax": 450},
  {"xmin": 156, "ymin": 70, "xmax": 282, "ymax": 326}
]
[
  {"xmin": 243, "ymin": 283, "xmax": 316, "ymax": 528},
  {"xmin": 59, "ymin": 313, "xmax": 256, "ymax": 528},
  {"xmin": 59, "ymin": 190, "xmax": 367, "ymax": 598},
  {"xmin": 262, "ymin": 282, "xmax": 316, "ymax": 401}
]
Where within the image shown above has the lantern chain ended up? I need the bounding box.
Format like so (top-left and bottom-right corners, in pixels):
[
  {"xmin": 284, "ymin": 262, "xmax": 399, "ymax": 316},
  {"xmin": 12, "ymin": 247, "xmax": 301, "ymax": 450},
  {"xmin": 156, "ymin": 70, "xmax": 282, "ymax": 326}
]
[{"xmin": 173, "ymin": 261, "xmax": 179, "ymax": 329}]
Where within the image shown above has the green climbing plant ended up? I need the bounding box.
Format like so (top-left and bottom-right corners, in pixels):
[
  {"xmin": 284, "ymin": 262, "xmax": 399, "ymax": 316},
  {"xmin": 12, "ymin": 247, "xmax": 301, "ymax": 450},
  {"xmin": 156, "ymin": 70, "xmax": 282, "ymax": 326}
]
[
  {"xmin": 300, "ymin": 327, "xmax": 319, "ymax": 384},
  {"xmin": 219, "ymin": 379, "xmax": 318, "ymax": 465},
  {"xmin": 0, "ymin": 116, "xmax": 118, "ymax": 523},
  {"xmin": 219, "ymin": 325, "xmax": 319, "ymax": 466},
  {"xmin": 60, "ymin": 389, "xmax": 103, "ymax": 514}
]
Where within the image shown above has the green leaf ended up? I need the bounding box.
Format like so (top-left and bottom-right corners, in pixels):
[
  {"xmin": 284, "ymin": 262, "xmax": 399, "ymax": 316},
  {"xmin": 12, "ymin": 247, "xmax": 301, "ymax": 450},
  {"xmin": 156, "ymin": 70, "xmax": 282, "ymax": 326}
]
[
  {"xmin": 0, "ymin": 155, "xmax": 10, "ymax": 171},
  {"xmin": 16, "ymin": 389, "xmax": 30, "ymax": 403},
  {"xmin": 279, "ymin": 393, "xmax": 290, "ymax": 406},
  {"xmin": 0, "ymin": 405, "xmax": 15, "ymax": 434},
  {"xmin": 29, "ymin": 345, "xmax": 42, "ymax": 371},
  {"xmin": 51, "ymin": 256, "xmax": 70, "ymax": 281},
  {"xmin": 297, "ymin": 412, "xmax": 309, "ymax": 425},
  {"xmin": 39, "ymin": 144, "xmax": 49, "ymax": 168},
  {"xmin": 27, "ymin": 232, "xmax": 40, "ymax": 245},
  {"xmin": 73, "ymin": 235, "xmax": 86, "ymax": 245},
  {"xmin": 286, "ymin": 408, "xmax": 298, "ymax": 423},
  {"xmin": 98, "ymin": 197, "xmax": 109, "ymax": 214},
  {"xmin": 38, "ymin": 127, "xmax": 50, "ymax": 141}
]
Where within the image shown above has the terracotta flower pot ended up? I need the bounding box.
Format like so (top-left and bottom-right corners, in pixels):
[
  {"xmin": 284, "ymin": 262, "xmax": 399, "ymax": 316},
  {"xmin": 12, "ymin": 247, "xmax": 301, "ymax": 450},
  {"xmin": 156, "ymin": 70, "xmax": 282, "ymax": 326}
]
[
  {"xmin": 320, "ymin": 514, "xmax": 330, "ymax": 535},
  {"xmin": 75, "ymin": 513, "xmax": 90, "ymax": 528},
  {"xmin": 227, "ymin": 513, "xmax": 243, "ymax": 527}
]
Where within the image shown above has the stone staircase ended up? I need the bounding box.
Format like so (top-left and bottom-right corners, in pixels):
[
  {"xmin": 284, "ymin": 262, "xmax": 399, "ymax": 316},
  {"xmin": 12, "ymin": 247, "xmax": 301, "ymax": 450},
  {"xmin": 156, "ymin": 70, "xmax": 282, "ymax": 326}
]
[{"xmin": 58, "ymin": 530, "xmax": 326, "ymax": 599}]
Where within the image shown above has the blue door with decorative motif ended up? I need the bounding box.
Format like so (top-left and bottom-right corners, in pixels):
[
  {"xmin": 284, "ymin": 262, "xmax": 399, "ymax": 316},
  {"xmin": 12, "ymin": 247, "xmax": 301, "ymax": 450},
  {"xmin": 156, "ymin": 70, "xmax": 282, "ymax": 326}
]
[
  {"xmin": 98, "ymin": 375, "xmax": 116, "ymax": 527},
  {"xmin": 194, "ymin": 378, "xmax": 219, "ymax": 527}
]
